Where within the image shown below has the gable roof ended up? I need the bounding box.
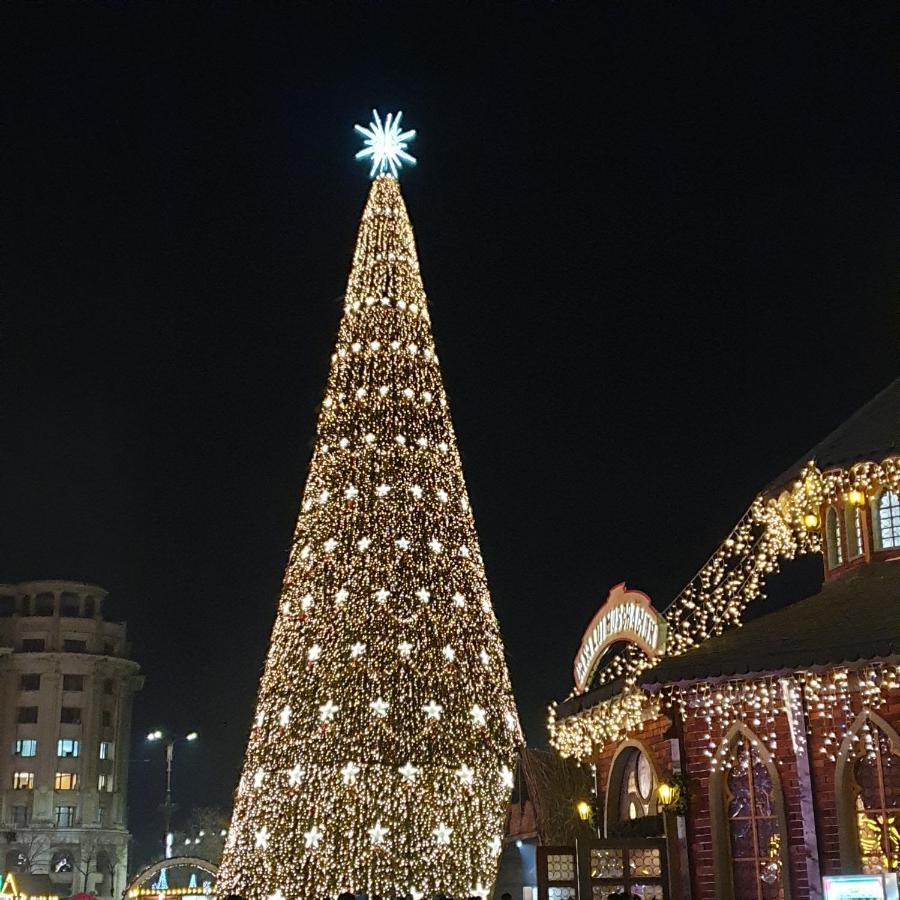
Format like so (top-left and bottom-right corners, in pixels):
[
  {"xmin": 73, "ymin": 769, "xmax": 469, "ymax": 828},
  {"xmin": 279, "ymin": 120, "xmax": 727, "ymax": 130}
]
[{"xmin": 767, "ymin": 377, "xmax": 900, "ymax": 496}]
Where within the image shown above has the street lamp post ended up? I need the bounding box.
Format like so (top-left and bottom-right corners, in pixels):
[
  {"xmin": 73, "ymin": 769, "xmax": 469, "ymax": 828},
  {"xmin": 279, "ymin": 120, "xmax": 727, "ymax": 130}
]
[{"xmin": 148, "ymin": 730, "xmax": 198, "ymax": 858}]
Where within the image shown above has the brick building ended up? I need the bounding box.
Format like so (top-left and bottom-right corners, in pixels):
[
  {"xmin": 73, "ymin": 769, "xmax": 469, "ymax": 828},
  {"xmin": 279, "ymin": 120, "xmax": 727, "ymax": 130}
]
[{"xmin": 549, "ymin": 379, "xmax": 899, "ymax": 900}]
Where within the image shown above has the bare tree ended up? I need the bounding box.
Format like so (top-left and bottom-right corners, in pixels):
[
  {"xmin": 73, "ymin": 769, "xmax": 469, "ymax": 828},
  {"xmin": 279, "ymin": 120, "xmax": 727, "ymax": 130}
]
[{"xmin": 4, "ymin": 830, "xmax": 52, "ymax": 873}]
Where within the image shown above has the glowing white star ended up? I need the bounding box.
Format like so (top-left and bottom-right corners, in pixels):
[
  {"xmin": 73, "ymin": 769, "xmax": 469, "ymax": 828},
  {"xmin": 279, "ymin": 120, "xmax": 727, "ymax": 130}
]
[
  {"xmin": 471, "ymin": 704, "xmax": 487, "ymax": 727},
  {"xmin": 341, "ymin": 761, "xmax": 360, "ymax": 785},
  {"xmin": 268, "ymin": 890, "xmax": 284, "ymax": 900},
  {"xmin": 432, "ymin": 823, "xmax": 453, "ymax": 845},
  {"xmin": 370, "ymin": 697, "xmax": 390, "ymax": 717},
  {"xmin": 500, "ymin": 765, "xmax": 514, "ymax": 789},
  {"xmin": 442, "ymin": 644, "xmax": 456, "ymax": 662},
  {"xmin": 308, "ymin": 644, "xmax": 322, "ymax": 662},
  {"xmin": 368, "ymin": 821, "xmax": 389, "ymax": 845},
  {"xmin": 452, "ymin": 592, "xmax": 466, "ymax": 607},
  {"xmin": 398, "ymin": 640, "xmax": 413, "ymax": 657},
  {"xmin": 480, "ymin": 648, "xmax": 490, "ymax": 666},
  {"xmin": 319, "ymin": 699, "xmax": 338, "ymax": 722},
  {"xmin": 287, "ymin": 765, "xmax": 304, "ymax": 787},
  {"xmin": 423, "ymin": 700, "xmax": 444, "ymax": 720},
  {"xmin": 254, "ymin": 825, "xmax": 269, "ymax": 849},
  {"xmin": 253, "ymin": 768, "xmax": 265, "ymax": 788},
  {"xmin": 376, "ymin": 483, "xmax": 391, "ymax": 497},
  {"xmin": 455, "ymin": 764, "xmax": 474, "ymax": 786},
  {"xmin": 373, "ymin": 588, "xmax": 390, "ymax": 603},
  {"xmin": 357, "ymin": 536, "xmax": 371, "ymax": 552},
  {"xmin": 416, "ymin": 587, "xmax": 431, "ymax": 603},
  {"xmin": 300, "ymin": 593, "xmax": 313, "ymax": 611},
  {"xmin": 323, "ymin": 538, "xmax": 338, "ymax": 553},
  {"xmin": 428, "ymin": 538, "xmax": 443, "ymax": 554},
  {"xmin": 279, "ymin": 705, "xmax": 291, "ymax": 726},
  {"xmin": 303, "ymin": 825, "xmax": 323, "ymax": 849},
  {"xmin": 398, "ymin": 761, "xmax": 420, "ymax": 783},
  {"xmin": 396, "ymin": 537, "xmax": 410, "ymax": 550},
  {"xmin": 354, "ymin": 109, "xmax": 417, "ymax": 178},
  {"xmin": 350, "ymin": 642, "xmax": 367, "ymax": 658},
  {"xmin": 335, "ymin": 588, "xmax": 349, "ymax": 604},
  {"xmin": 489, "ymin": 836, "xmax": 503, "ymax": 856}
]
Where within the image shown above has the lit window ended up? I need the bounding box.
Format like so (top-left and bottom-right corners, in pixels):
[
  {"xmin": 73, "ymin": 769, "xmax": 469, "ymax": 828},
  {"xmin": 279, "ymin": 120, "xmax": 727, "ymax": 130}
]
[
  {"xmin": 725, "ymin": 736, "xmax": 786, "ymax": 899},
  {"xmin": 57, "ymin": 739, "xmax": 80, "ymax": 758},
  {"xmin": 99, "ymin": 741, "xmax": 114, "ymax": 760},
  {"xmin": 98, "ymin": 774, "xmax": 114, "ymax": 792},
  {"xmin": 12, "ymin": 772, "xmax": 34, "ymax": 790},
  {"xmin": 54, "ymin": 772, "xmax": 79, "ymax": 790},
  {"xmin": 826, "ymin": 507, "xmax": 843, "ymax": 568},
  {"xmin": 845, "ymin": 505, "xmax": 864, "ymax": 560},
  {"xmin": 875, "ymin": 491, "xmax": 900, "ymax": 550},
  {"xmin": 15, "ymin": 739, "xmax": 37, "ymax": 758},
  {"xmin": 54, "ymin": 807, "xmax": 76, "ymax": 828}
]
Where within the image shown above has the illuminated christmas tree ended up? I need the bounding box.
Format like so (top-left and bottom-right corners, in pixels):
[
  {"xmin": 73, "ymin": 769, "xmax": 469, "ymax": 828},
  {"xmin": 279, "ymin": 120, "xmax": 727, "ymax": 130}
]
[{"xmin": 217, "ymin": 112, "xmax": 521, "ymax": 900}]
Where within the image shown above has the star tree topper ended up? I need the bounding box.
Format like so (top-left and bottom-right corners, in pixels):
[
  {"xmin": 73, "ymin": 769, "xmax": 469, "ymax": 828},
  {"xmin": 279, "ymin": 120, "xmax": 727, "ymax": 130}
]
[{"xmin": 354, "ymin": 109, "xmax": 417, "ymax": 178}]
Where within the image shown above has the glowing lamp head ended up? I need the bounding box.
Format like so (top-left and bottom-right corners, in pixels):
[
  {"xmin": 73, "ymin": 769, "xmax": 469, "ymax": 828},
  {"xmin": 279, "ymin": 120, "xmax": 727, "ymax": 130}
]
[
  {"xmin": 147, "ymin": 730, "xmax": 163, "ymax": 741},
  {"xmin": 848, "ymin": 489, "xmax": 865, "ymax": 507},
  {"xmin": 657, "ymin": 782, "xmax": 676, "ymax": 807},
  {"xmin": 803, "ymin": 512, "xmax": 820, "ymax": 530},
  {"xmin": 186, "ymin": 731, "xmax": 198, "ymax": 742},
  {"xmin": 575, "ymin": 800, "xmax": 592, "ymax": 821}
]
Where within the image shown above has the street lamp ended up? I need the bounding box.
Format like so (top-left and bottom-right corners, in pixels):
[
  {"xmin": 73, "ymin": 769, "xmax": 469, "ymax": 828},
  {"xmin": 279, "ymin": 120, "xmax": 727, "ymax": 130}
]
[{"xmin": 147, "ymin": 730, "xmax": 199, "ymax": 857}]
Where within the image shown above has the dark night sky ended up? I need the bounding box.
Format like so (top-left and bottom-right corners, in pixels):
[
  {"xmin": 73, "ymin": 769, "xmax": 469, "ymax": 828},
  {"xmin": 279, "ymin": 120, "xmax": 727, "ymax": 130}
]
[{"xmin": 5, "ymin": 0, "xmax": 897, "ymax": 865}]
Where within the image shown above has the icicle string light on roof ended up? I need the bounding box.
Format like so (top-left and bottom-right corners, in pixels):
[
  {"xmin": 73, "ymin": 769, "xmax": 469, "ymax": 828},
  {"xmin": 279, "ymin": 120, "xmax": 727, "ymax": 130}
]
[
  {"xmin": 548, "ymin": 457, "xmax": 899, "ymax": 756},
  {"xmin": 217, "ymin": 170, "xmax": 520, "ymax": 900}
]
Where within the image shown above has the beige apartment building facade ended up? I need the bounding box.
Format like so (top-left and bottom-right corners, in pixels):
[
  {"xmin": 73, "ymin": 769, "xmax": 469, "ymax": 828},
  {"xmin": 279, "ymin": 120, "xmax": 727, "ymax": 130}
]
[{"xmin": 0, "ymin": 581, "xmax": 143, "ymax": 898}]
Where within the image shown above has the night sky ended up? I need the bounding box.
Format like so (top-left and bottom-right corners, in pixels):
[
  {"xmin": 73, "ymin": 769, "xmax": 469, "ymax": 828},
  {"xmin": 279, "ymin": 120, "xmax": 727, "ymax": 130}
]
[{"xmin": 5, "ymin": 1, "xmax": 897, "ymax": 866}]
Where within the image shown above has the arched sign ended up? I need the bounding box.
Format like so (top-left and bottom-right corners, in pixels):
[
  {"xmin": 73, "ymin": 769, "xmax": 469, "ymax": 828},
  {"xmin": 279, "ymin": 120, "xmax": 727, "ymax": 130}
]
[{"xmin": 574, "ymin": 583, "xmax": 667, "ymax": 693}]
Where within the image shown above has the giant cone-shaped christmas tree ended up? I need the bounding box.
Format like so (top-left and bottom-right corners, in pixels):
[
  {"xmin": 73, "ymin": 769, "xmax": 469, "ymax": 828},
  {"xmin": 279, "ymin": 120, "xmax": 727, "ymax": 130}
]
[{"xmin": 218, "ymin": 171, "xmax": 521, "ymax": 899}]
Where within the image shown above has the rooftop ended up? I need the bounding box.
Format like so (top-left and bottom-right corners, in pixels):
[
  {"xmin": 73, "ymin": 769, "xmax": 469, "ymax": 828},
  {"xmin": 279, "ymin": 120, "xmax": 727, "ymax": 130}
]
[{"xmin": 767, "ymin": 376, "xmax": 900, "ymax": 496}]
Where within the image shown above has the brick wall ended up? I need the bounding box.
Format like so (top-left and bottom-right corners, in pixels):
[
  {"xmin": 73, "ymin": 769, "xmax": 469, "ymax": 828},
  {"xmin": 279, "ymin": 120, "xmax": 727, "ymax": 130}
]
[{"xmin": 588, "ymin": 677, "xmax": 900, "ymax": 900}]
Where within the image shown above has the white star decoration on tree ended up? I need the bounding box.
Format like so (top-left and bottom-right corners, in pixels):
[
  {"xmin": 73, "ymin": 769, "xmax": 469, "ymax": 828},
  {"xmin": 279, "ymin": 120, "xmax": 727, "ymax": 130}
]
[
  {"xmin": 500, "ymin": 765, "xmax": 514, "ymax": 789},
  {"xmin": 432, "ymin": 823, "xmax": 453, "ymax": 845},
  {"xmin": 254, "ymin": 826, "xmax": 269, "ymax": 849},
  {"xmin": 319, "ymin": 699, "xmax": 338, "ymax": 722},
  {"xmin": 287, "ymin": 765, "xmax": 304, "ymax": 787},
  {"xmin": 398, "ymin": 761, "xmax": 420, "ymax": 783},
  {"xmin": 354, "ymin": 109, "xmax": 417, "ymax": 178},
  {"xmin": 423, "ymin": 700, "xmax": 443, "ymax": 720},
  {"xmin": 303, "ymin": 825, "xmax": 323, "ymax": 849},
  {"xmin": 253, "ymin": 768, "xmax": 265, "ymax": 789},
  {"xmin": 455, "ymin": 764, "xmax": 474, "ymax": 786},
  {"xmin": 341, "ymin": 761, "xmax": 361, "ymax": 785},
  {"xmin": 279, "ymin": 705, "xmax": 291, "ymax": 726},
  {"xmin": 368, "ymin": 821, "xmax": 389, "ymax": 845},
  {"xmin": 268, "ymin": 890, "xmax": 284, "ymax": 900},
  {"xmin": 470, "ymin": 704, "xmax": 487, "ymax": 727},
  {"xmin": 398, "ymin": 640, "xmax": 413, "ymax": 657},
  {"xmin": 489, "ymin": 836, "xmax": 502, "ymax": 856},
  {"xmin": 370, "ymin": 697, "xmax": 390, "ymax": 717},
  {"xmin": 350, "ymin": 642, "xmax": 367, "ymax": 658}
]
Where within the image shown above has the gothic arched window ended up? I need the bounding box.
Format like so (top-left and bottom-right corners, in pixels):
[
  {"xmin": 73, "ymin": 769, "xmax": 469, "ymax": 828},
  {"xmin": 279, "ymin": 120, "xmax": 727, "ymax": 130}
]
[
  {"xmin": 844, "ymin": 716, "xmax": 900, "ymax": 874},
  {"xmin": 845, "ymin": 504, "xmax": 864, "ymax": 560},
  {"xmin": 874, "ymin": 491, "xmax": 900, "ymax": 551},
  {"xmin": 711, "ymin": 726, "xmax": 791, "ymax": 900},
  {"xmin": 826, "ymin": 507, "xmax": 843, "ymax": 568}
]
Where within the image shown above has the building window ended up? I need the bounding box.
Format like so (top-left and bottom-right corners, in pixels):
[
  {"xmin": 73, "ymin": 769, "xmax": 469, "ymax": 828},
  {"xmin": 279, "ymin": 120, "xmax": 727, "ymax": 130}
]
[
  {"xmin": 99, "ymin": 741, "xmax": 114, "ymax": 760},
  {"xmin": 21, "ymin": 638, "xmax": 46, "ymax": 652},
  {"xmin": 101, "ymin": 710, "xmax": 112, "ymax": 727},
  {"xmin": 11, "ymin": 805, "xmax": 30, "ymax": 826},
  {"xmin": 0, "ymin": 595, "xmax": 15, "ymax": 617},
  {"xmin": 17, "ymin": 707, "xmax": 38, "ymax": 724},
  {"xmin": 95, "ymin": 805, "xmax": 106, "ymax": 826},
  {"xmin": 98, "ymin": 773, "xmax": 114, "ymax": 792},
  {"xmin": 826, "ymin": 506, "xmax": 843, "ymax": 568},
  {"xmin": 63, "ymin": 639, "xmax": 87, "ymax": 653},
  {"xmin": 19, "ymin": 673, "xmax": 41, "ymax": 692},
  {"xmin": 103, "ymin": 679, "xmax": 114, "ymax": 695},
  {"xmin": 12, "ymin": 772, "xmax": 34, "ymax": 790},
  {"xmin": 724, "ymin": 735, "xmax": 786, "ymax": 900},
  {"xmin": 845, "ymin": 505, "xmax": 864, "ymax": 560},
  {"xmin": 14, "ymin": 739, "xmax": 38, "ymax": 758},
  {"xmin": 59, "ymin": 593, "xmax": 80, "ymax": 617},
  {"xmin": 849, "ymin": 719, "xmax": 900, "ymax": 873},
  {"xmin": 54, "ymin": 772, "xmax": 79, "ymax": 791},
  {"xmin": 51, "ymin": 848, "xmax": 75, "ymax": 870},
  {"xmin": 617, "ymin": 748, "xmax": 658, "ymax": 822},
  {"xmin": 83, "ymin": 596, "xmax": 95, "ymax": 617},
  {"xmin": 62, "ymin": 674, "xmax": 84, "ymax": 692},
  {"xmin": 57, "ymin": 739, "xmax": 80, "ymax": 758},
  {"xmin": 35, "ymin": 593, "xmax": 55, "ymax": 616},
  {"xmin": 874, "ymin": 490, "xmax": 900, "ymax": 550},
  {"xmin": 60, "ymin": 707, "xmax": 82, "ymax": 725}
]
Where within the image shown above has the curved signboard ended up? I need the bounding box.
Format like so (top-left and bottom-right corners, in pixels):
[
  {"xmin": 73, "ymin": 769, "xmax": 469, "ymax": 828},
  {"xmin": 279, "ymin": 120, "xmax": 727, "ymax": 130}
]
[{"xmin": 574, "ymin": 582, "xmax": 667, "ymax": 694}]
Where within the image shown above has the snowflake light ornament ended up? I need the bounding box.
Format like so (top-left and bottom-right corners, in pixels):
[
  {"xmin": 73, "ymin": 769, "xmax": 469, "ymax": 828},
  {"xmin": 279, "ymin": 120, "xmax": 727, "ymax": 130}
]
[{"xmin": 354, "ymin": 110, "xmax": 417, "ymax": 178}]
